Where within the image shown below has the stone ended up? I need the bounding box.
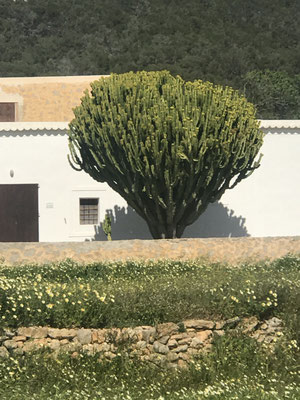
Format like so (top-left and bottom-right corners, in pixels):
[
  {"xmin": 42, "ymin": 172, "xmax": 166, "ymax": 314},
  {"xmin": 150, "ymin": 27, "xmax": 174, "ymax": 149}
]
[
  {"xmin": 178, "ymin": 359, "xmax": 188, "ymax": 369},
  {"xmin": 97, "ymin": 330, "xmax": 107, "ymax": 344},
  {"xmin": 196, "ymin": 330, "xmax": 212, "ymax": 342},
  {"xmin": 0, "ymin": 346, "xmax": 9, "ymax": 358},
  {"xmin": 17, "ymin": 327, "xmax": 34, "ymax": 337},
  {"xmin": 99, "ymin": 343, "xmax": 110, "ymax": 352},
  {"xmin": 91, "ymin": 331, "xmax": 98, "ymax": 343},
  {"xmin": 104, "ymin": 351, "xmax": 116, "ymax": 360},
  {"xmin": 190, "ymin": 337, "xmax": 203, "ymax": 349},
  {"xmin": 267, "ymin": 317, "xmax": 282, "ymax": 328},
  {"xmin": 60, "ymin": 339, "xmax": 70, "ymax": 345},
  {"xmin": 13, "ymin": 348, "xmax": 24, "ymax": 356},
  {"xmin": 77, "ymin": 329, "xmax": 92, "ymax": 345},
  {"xmin": 156, "ymin": 323, "xmax": 178, "ymax": 338},
  {"xmin": 48, "ymin": 340, "xmax": 60, "ymax": 351},
  {"xmin": 3, "ymin": 329, "xmax": 15, "ymax": 338},
  {"xmin": 241, "ymin": 317, "xmax": 259, "ymax": 334},
  {"xmin": 136, "ymin": 340, "xmax": 147, "ymax": 350},
  {"xmin": 173, "ymin": 344, "xmax": 188, "ymax": 353},
  {"xmin": 223, "ymin": 317, "xmax": 240, "ymax": 328},
  {"xmin": 48, "ymin": 328, "xmax": 76, "ymax": 339},
  {"xmin": 167, "ymin": 352, "xmax": 179, "ymax": 362},
  {"xmin": 0, "ymin": 336, "xmax": 8, "ymax": 343},
  {"xmin": 183, "ymin": 319, "xmax": 215, "ymax": 330},
  {"xmin": 178, "ymin": 337, "xmax": 192, "ymax": 345},
  {"xmin": 142, "ymin": 327, "xmax": 156, "ymax": 343},
  {"xmin": 213, "ymin": 330, "xmax": 225, "ymax": 337},
  {"xmin": 215, "ymin": 321, "xmax": 225, "ymax": 330},
  {"xmin": 17, "ymin": 327, "xmax": 48, "ymax": 339},
  {"xmin": 168, "ymin": 339, "xmax": 178, "ymax": 348},
  {"xmin": 3, "ymin": 340, "xmax": 18, "ymax": 349},
  {"xmin": 171, "ymin": 333, "xmax": 189, "ymax": 340},
  {"xmin": 153, "ymin": 341, "xmax": 169, "ymax": 354},
  {"xmin": 158, "ymin": 335, "xmax": 169, "ymax": 345},
  {"xmin": 13, "ymin": 336, "xmax": 26, "ymax": 342},
  {"xmin": 178, "ymin": 353, "xmax": 189, "ymax": 361}
]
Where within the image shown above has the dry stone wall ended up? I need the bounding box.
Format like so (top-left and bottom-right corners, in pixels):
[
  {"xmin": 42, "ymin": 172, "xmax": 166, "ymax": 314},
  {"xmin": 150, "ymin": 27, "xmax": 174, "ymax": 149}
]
[
  {"xmin": 1, "ymin": 237, "xmax": 300, "ymax": 266},
  {"xmin": 0, "ymin": 317, "xmax": 283, "ymax": 368}
]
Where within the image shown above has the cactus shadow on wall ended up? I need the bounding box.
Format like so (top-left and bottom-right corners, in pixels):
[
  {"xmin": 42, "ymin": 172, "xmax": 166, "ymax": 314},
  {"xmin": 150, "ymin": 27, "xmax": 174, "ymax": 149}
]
[{"xmin": 93, "ymin": 202, "xmax": 249, "ymax": 240}]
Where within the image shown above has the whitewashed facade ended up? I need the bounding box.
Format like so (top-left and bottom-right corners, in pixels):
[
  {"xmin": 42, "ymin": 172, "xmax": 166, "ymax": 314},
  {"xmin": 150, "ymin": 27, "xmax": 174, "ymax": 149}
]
[{"xmin": 0, "ymin": 120, "xmax": 299, "ymax": 241}]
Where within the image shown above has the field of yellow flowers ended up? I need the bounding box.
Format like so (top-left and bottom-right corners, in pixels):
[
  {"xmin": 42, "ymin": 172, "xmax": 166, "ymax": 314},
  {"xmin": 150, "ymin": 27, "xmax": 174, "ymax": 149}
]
[{"xmin": 0, "ymin": 255, "xmax": 299, "ymax": 399}]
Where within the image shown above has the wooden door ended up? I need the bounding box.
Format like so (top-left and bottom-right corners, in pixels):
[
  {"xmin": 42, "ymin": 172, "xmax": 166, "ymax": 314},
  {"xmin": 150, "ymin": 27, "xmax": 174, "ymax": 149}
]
[
  {"xmin": 0, "ymin": 184, "xmax": 39, "ymax": 242},
  {"xmin": 0, "ymin": 103, "xmax": 15, "ymax": 122}
]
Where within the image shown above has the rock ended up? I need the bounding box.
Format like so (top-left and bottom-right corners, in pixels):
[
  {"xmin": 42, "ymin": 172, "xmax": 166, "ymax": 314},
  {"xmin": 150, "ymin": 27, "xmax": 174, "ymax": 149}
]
[
  {"xmin": 223, "ymin": 317, "xmax": 240, "ymax": 328},
  {"xmin": 104, "ymin": 351, "xmax": 117, "ymax": 360},
  {"xmin": 178, "ymin": 359, "xmax": 188, "ymax": 369},
  {"xmin": 242, "ymin": 317, "xmax": 259, "ymax": 334},
  {"xmin": 173, "ymin": 344, "xmax": 188, "ymax": 353},
  {"xmin": 98, "ymin": 343, "xmax": 110, "ymax": 352},
  {"xmin": 48, "ymin": 340, "xmax": 60, "ymax": 351},
  {"xmin": 171, "ymin": 333, "xmax": 189, "ymax": 340},
  {"xmin": 168, "ymin": 339, "xmax": 178, "ymax": 348},
  {"xmin": 77, "ymin": 329, "xmax": 92, "ymax": 345},
  {"xmin": 190, "ymin": 337, "xmax": 203, "ymax": 349},
  {"xmin": 48, "ymin": 328, "xmax": 77, "ymax": 339},
  {"xmin": 136, "ymin": 340, "xmax": 147, "ymax": 350},
  {"xmin": 178, "ymin": 337, "xmax": 192, "ymax": 345},
  {"xmin": 195, "ymin": 330, "xmax": 212, "ymax": 342},
  {"xmin": 97, "ymin": 329, "xmax": 107, "ymax": 344},
  {"xmin": 142, "ymin": 327, "xmax": 156, "ymax": 343},
  {"xmin": 0, "ymin": 346, "xmax": 9, "ymax": 358},
  {"xmin": 18, "ymin": 327, "xmax": 48, "ymax": 339},
  {"xmin": 3, "ymin": 329, "xmax": 15, "ymax": 338},
  {"xmin": 215, "ymin": 321, "xmax": 225, "ymax": 330},
  {"xmin": 3, "ymin": 340, "xmax": 18, "ymax": 349},
  {"xmin": 60, "ymin": 339, "xmax": 70, "ymax": 345},
  {"xmin": 153, "ymin": 341, "xmax": 169, "ymax": 354},
  {"xmin": 13, "ymin": 348, "xmax": 24, "ymax": 356},
  {"xmin": 157, "ymin": 323, "xmax": 178, "ymax": 338},
  {"xmin": 13, "ymin": 336, "xmax": 27, "ymax": 342},
  {"xmin": 183, "ymin": 319, "xmax": 215, "ymax": 330},
  {"xmin": 0, "ymin": 336, "xmax": 8, "ymax": 343},
  {"xmin": 179, "ymin": 353, "xmax": 189, "ymax": 361},
  {"xmin": 267, "ymin": 317, "xmax": 282, "ymax": 328},
  {"xmin": 213, "ymin": 330, "xmax": 225, "ymax": 337},
  {"xmin": 167, "ymin": 352, "xmax": 179, "ymax": 362},
  {"xmin": 158, "ymin": 335, "xmax": 169, "ymax": 345}
]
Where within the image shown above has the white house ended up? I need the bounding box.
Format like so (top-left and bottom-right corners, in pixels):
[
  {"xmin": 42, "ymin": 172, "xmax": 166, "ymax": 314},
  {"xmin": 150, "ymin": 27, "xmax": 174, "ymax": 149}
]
[{"xmin": 0, "ymin": 76, "xmax": 299, "ymax": 241}]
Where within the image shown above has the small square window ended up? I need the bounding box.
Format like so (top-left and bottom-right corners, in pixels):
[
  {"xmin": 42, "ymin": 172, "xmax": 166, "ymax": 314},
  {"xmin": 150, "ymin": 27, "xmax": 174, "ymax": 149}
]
[
  {"xmin": 80, "ymin": 198, "xmax": 99, "ymax": 225},
  {"xmin": 0, "ymin": 103, "xmax": 15, "ymax": 122}
]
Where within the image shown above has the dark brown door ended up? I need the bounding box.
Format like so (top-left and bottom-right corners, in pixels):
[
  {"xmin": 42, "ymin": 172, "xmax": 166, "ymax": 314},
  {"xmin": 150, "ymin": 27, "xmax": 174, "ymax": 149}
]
[
  {"xmin": 0, "ymin": 103, "xmax": 15, "ymax": 122},
  {"xmin": 0, "ymin": 184, "xmax": 39, "ymax": 242}
]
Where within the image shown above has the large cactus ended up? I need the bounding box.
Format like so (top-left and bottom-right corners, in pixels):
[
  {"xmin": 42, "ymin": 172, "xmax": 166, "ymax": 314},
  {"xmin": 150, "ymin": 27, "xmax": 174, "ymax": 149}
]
[{"xmin": 68, "ymin": 71, "xmax": 264, "ymax": 239}]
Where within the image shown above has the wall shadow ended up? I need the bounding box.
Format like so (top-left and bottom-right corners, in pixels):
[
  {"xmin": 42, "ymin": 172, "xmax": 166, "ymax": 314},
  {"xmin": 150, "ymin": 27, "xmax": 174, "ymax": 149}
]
[{"xmin": 93, "ymin": 201, "xmax": 249, "ymax": 240}]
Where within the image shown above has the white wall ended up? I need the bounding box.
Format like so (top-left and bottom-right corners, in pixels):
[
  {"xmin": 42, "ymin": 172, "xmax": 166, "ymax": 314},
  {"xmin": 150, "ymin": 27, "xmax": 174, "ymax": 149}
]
[
  {"xmin": 0, "ymin": 128, "xmax": 127, "ymax": 241},
  {"xmin": 0, "ymin": 122, "xmax": 300, "ymax": 241},
  {"xmin": 220, "ymin": 130, "xmax": 300, "ymax": 237}
]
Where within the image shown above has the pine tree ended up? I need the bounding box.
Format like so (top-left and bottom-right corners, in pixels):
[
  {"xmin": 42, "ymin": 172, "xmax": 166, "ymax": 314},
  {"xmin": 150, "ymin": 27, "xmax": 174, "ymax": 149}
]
[{"xmin": 68, "ymin": 71, "xmax": 263, "ymax": 239}]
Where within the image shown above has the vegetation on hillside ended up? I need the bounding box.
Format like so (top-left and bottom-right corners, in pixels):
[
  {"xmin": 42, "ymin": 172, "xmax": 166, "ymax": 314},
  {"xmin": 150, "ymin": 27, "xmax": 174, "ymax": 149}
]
[{"xmin": 1, "ymin": 0, "xmax": 300, "ymax": 118}]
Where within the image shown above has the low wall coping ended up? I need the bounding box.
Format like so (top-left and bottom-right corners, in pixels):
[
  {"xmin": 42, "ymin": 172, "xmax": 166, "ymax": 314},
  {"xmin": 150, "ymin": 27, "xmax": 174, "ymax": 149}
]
[{"xmin": 0, "ymin": 236, "xmax": 300, "ymax": 265}]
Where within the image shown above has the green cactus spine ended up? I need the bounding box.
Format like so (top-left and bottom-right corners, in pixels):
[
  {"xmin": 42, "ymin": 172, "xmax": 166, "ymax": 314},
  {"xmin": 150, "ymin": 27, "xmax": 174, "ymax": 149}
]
[{"xmin": 102, "ymin": 213, "xmax": 112, "ymax": 241}]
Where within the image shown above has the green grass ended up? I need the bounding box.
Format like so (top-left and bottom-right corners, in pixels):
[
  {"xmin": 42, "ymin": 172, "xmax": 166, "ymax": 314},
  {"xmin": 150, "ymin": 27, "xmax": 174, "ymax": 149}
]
[
  {"xmin": 0, "ymin": 255, "xmax": 299, "ymax": 399},
  {"xmin": 0, "ymin": 333, "xmax": 299, "ymax": 399}
]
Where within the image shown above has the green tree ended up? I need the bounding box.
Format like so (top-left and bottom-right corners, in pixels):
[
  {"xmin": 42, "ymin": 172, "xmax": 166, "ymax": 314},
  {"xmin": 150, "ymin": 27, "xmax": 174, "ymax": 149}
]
[
  {"xmin": 243, "ymin": 70, "xmax": 300, "ymax": 119},
  {"xmin": 68, "ymin": 71, "xmax": 263, "ymax": 239}
]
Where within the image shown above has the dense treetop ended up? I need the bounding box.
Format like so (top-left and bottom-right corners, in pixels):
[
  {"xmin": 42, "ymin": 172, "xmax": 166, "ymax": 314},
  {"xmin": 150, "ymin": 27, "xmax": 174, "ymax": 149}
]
[{"xmin": 1, "ymin": 0, "xmax": 300, "ymax": 118}]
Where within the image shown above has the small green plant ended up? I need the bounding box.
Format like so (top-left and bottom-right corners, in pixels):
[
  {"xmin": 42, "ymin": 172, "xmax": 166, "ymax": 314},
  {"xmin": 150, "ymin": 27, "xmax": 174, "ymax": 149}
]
[{"xmin": 102, "ymin": 213, "xmax": 112, "ymax": 241}]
